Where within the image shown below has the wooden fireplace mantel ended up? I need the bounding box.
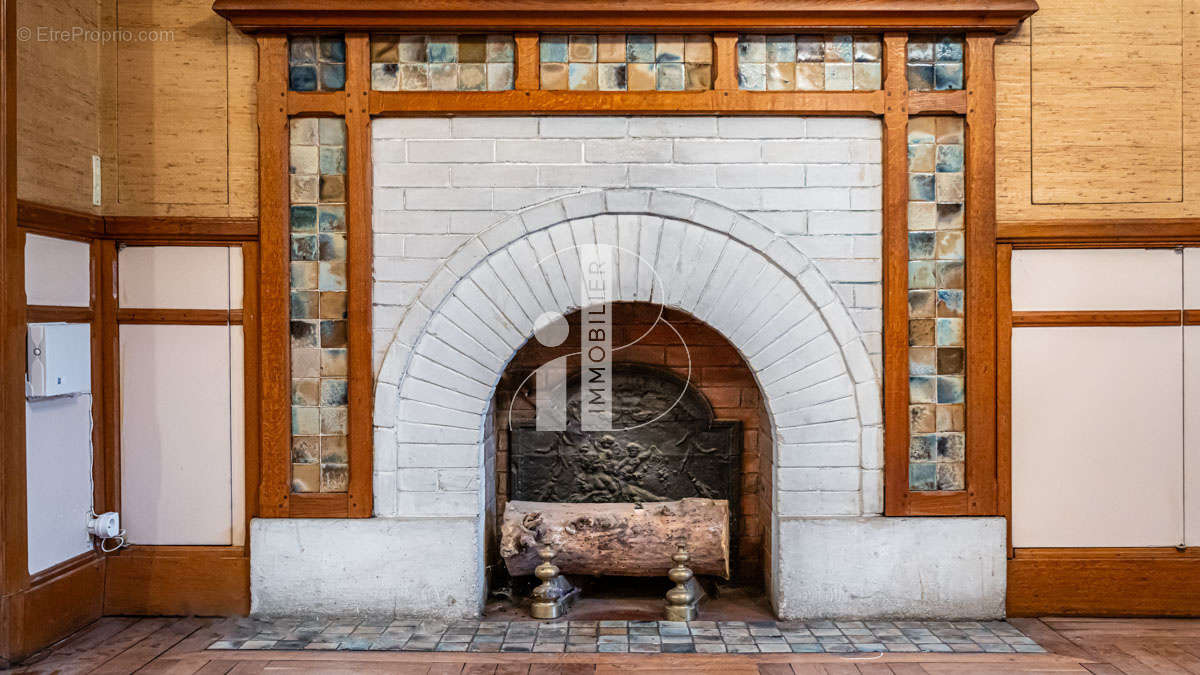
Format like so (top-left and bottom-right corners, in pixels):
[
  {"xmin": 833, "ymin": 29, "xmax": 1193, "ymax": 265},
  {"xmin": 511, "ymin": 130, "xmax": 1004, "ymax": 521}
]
[{"xmin": 212, "ymin": 0, "xmax": 1038, "ymax": 34}]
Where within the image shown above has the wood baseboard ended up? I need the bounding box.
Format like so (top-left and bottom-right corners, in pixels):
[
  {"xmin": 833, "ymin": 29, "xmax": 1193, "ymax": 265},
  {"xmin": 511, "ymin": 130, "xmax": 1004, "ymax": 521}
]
[
  {"xmin": 1007, "ymin": 548, "xmax": 1200, "ymax": 617},
  {"xmin": 2, "ymin": 553, "xmax": 104, "ymax": 663},
  {"xmin": 103, "ymin": 546, "xmax": 249, "ymax": 616}
]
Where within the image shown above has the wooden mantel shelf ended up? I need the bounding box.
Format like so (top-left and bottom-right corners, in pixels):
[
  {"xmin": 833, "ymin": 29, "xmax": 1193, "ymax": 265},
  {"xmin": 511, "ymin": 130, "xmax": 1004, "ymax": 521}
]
[{"xmin": 212, "ymin": 0, "xmax": 1039, "ymax": 33}]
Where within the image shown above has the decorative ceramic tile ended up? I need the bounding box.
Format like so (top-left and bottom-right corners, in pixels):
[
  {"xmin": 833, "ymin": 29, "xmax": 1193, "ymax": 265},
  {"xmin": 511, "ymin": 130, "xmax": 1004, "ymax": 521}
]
[
  {"xmin": 907, "ymin": 116, "xmax": 966, "ymax": 491},
  {"xmin": 907, "ymin": 35, "xmax": 964, "ymax": 91},
  {"xmin": 541, "ymin": 34, "xmax": 712, "ymax": 91},
  {"xmin": 290, "ymin": 116, "xmax": 349, "ymax": 493},
  {"xmin": 210, "ymin": 619, "xmax": 1043, "ymax": 654},
  {"xmin": 371, "ymin": 34, "xmax": 515, "ymax": 91},
  {"xmin": 290, "ymin": 35, "xmax": 346, "ymax": 92},
  {"xmin": 738, "ymin": 34, "xmax": 881, "ymax": 91}
]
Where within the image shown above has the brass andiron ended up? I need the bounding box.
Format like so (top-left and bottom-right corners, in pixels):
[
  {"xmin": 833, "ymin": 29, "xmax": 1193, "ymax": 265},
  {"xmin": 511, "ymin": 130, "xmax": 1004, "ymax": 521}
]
[
  {"xmin": 664, "ymin": 544, "xmax": 700, "ymax": 621},
  {"xmin": 529, "ymin": 544, "xmax": 578, "ymax": 619}
]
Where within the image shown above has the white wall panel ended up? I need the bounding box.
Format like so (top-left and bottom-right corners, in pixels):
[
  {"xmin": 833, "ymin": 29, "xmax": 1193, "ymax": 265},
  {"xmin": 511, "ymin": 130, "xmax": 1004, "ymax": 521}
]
[
  {"xmin": 120, "ymin": 324, "xmax": 236, "ymax": 545},
  {"xmin": 1012, "ymin": 326, "xmax": 1184, "ymax": 547},
  {"xmin": 1186, "ymin": 326, "xmax": 1200, "ymax": 545},
  {"xmin": 118, "ymin": 246, "xmax": 231, "ymax": 310},
  {"xmin": 25, "ymin": 234, "xmax": 90, "ymax": 307},
  {"xmin": 1012, "ymin": 249, "xmax": 1182, "ymax": 311},
  {"xmin": 1185, "ymin": 248, "xmax": 1200, "ymax": 309},
  {"xmin": 25, "ymin": 394, "xmax": 94, "ymax": 573}
]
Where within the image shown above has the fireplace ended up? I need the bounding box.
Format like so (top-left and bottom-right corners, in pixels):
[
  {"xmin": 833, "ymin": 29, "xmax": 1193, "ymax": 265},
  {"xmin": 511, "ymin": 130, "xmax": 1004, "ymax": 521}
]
[{"xmin": 495, "ymin": 303, "xmax": 769, "ymax": 582}]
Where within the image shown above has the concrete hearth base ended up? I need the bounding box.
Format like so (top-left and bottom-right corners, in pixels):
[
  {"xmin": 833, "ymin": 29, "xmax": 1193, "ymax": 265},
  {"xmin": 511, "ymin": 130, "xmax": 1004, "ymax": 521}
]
[
  {"xmin": 252, "ymin": 516, "xmax": 1005, "ymax": 620},
  {"xmin": 775, "ymin": 517, "xmax": 1007, "ymax": 619}
]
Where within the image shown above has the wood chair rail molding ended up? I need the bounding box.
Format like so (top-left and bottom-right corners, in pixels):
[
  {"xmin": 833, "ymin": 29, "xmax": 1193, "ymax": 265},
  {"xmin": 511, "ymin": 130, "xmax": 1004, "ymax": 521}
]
[
  {"xmin": 16, "ymin": 200, "xmax": 259, "ymax": 242},
  {"xmin": 213, "ymin": 0, "xmax": 1039, "ymax": 33}
]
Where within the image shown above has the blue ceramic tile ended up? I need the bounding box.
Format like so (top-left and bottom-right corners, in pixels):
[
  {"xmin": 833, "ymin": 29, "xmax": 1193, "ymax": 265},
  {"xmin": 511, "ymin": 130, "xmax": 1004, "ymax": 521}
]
[
  {"xmin": 908, "ymin": 232, "xmax": 936, "ymax": 259},
  {"xmin": 908, "ymin": 173, "xmax": 935, "ymax": 201},
  {"xmin": 908, "ymin": 260, "xmax": 936, "ymax": 289},
  {"xmin": 627, "ymin": 34, "xmax": 656, "ymax": 63},
  {"xmin": 427, "ymin": 37, "xmax": 458, "ymax": 62},
  {"xmin": 319, "ymin": 64, "xmax": 346, "ymax": 90},
  {"xmin": 909, "ymin": 376, "xmax": 936, "ymax": 404},
  {"xmin": 290, "ymin": 65, "xmax": 318, "ymax": 91},
  {"xmin": 657, "ymin": 63, "xmax": 685, "ymax": 90},
  {"xmin": 935, "ymin": 37, "xmax": 963, "ymax": 62},
  {"xmin": 909, "ymin": 434, "xmax": 935, "ymax": 461},
  {"xmin": 909, "ymin": 462, "xmax": 936, "ymax": 490},
  {"xmin": 907, "ymin": 63, "xmax": 934, "ymax": 90},
  {"xmin": 320, "ymin": 378, "xmax": 348, "ymax": 406},
  {"xmin": 291, "ymin": 234, "xmax": 318, "ymax": 261},
  {"xmin": 737, "ymin": 63, "xmax": 766, "ymax": 90},
  {"xmin": 318, "ymin": 205, "xmax": 346, "ymax": 232},
  {"xmin": 290, "ymin": 37, "xmax": 317, "ymax": 64},
  {"xmin": 934, "ymin": 63, "xmax": 963, "ymax": 90},
  {"xmin": 319, "ymin": 261, "xmax": 347, "ymax": 291},
  {"xmin": 937, "ymin": 433, "xmax": 965, "ymax": 461},
  {"xmin": 936, "ymin": 144, "xmax": 964, "ymax": 173},
  {"xmin": 936, "ymin": 289, "xmax": 964, "ymax": 317},
  {"xmin": 737, "ymin": 34, "xmax": 766, "ymax": 63},
  {"xmin": 319, "ymin": 37, "xmax": 346, "ymax": 62},
  {"xmin": 541, "ymin": 35, "xmax": 569, "ymax": 63},
  {"xmin": 291, "ymin": 206, "xmax": 318, "ymax": 231},
  {"xmin": 318, "ymin": 118, "xmax": 346, "ymax": 145},
  {"xmin": 936, "ymin": 318, "xmax": 964, "ymax": 347},
  {"xmin": 937, "ymin": 375, "xmax": 964, "ymax": 405},
  {"xmin": 795, "ymin": 35, "xmax": 824, "ymax": 62},
  {"xmin": 319, "ymin": 233, "xmax": 347, "ymax": 261},
  {"xmin": 320, "ymin": 147, "xmax": 346, "ymax": 175},
  {"xmin": 568, "ymin": 63, "xmax": 597, "ymax": 89},
  {"xmin": 765, "ymin": 35, "xmax": 796, "ymax": 62},
  {"xmin": 907, "ymin": 40, "xmax": 934, "ymax": 62},
  {"xmin": 825, "ymin": 35, "xmax": 853, "ymax": 62}
]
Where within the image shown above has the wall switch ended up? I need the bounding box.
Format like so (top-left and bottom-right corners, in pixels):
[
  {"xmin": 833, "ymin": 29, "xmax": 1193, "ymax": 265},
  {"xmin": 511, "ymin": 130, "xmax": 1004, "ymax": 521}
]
[{"xmin": 92, "ymin": 155, "xmax": 101, "ymax": 206}]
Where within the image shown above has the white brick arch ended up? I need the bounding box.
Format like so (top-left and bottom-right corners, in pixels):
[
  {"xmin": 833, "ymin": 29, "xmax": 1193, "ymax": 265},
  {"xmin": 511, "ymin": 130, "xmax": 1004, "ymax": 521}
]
[{"xmin": 371, "ymin": 189, "xmax": 881, "ymax": 607}]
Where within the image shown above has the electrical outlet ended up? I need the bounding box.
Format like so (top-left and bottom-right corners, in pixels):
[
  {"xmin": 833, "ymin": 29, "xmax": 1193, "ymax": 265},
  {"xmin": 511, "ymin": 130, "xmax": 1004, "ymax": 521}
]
[{"xmin": 92, "ymin": 155, "xmax": 101, "ymax": 206}]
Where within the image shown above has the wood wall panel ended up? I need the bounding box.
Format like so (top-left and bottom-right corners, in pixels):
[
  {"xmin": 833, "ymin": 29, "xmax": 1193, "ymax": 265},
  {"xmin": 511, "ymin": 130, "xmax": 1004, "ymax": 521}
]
[
  {"xmin": 15, "ymin": 0, "xmax": 102, "ymax": 214},
  {"xmin": 997, "ymin": 0, "xmax": 1200, "ymax": 219},
  {"xmin": 1030, "ymin": 1, "xmax": 1182, "ymax": 204}
]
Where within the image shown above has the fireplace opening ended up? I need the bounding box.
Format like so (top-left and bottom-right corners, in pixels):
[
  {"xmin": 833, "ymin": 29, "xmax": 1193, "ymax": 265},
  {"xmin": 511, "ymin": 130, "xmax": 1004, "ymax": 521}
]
[{"xmin": 487, "ymin": 302, "xmax": 773, "ymax": 614}]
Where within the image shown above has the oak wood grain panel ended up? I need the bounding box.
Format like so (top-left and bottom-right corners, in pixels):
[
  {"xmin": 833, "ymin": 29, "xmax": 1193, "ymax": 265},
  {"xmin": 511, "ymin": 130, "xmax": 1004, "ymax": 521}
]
[
  {"xmin": 115, "ymin": 1, "xmax": 232, "ymax": 208},
  {"xmin": 15, "ymin": 201, "xmax": 104, "ymax": 238},
  {"xmin": 1012, "ymin": 310, "xmax": 1183, "ymax": 327},
  {"xmin": 14, "ymin": 0, "xmax": 102, "ymax": 214},
  {"xmin": 998, "ymin": 218, "xmax": 1200, "ymax": 247},
  {"xmin": 1008, "ymin": 548, "xmax": 1200, "ymax": 617},
  {"xmin": 5, "ymin": 554, "xmax": 104, "ymax": 663},
  {"xmin": 213, "ymin": 0, "xmax": 1040, "ymax": 33},
  {"xmin": 1030, "ymin": 0, "xmax": 1183, "ymax": 205},
  {"xmin": 103, "ymin": 546, "xmax": 249, "ymax": 616}
]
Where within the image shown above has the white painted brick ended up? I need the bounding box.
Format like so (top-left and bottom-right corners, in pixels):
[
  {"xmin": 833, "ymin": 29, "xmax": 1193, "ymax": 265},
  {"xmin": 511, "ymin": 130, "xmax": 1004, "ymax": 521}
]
[
  {"xmin": 451, "ymin": 164, "xmax": 538, "ymax": 188},
  {"xmin": 585, "ymin": 139, "xmax": 672, "ymax": 163},
  {"xmin": 407, "ymin": 140, "xmax": 494, "ymax": 163},
  {"xmin": 539, "ymin": 116, "xmax": 628, "ymax": 138},
  {"xmin": 373, "ymin": 471, "xmax": 397, "ymax": 516},
  {"xmin": 852, "ymin": 235, "xmax": 881, "ymax": 258},
  {"xmin": 806, "ymin": 164, "xmax": 882, "ymax": 187},
  {"xmin": 374, "ymin": 188, "xmax": 406, "ymax": 211},
  {"xmin": 492, "ymin": 188, "xmax": 576, "ymax": 211},
  {"xmin": 778, "ymin": 491, "xmax": 860, "ymax": 517},
  {"xmin": 815, "ymin": 259, "xmax": 881, "ymax": 284},
  {"xmin": 745, "ymin": 211, "xmax": 806, "ymax": 236},
  {"xmin": 789, "ymin": 235, "xmax": 853, "ymax": 259},
  {"xmin": 399, "ymin": 364, "xmax": 489, "ymax": 414},
  {"xmin": 374, "ymin": 118, "xmax": 451, "ymax": 139},
  {"xmin": 675, "ymin": 188, "xmax": 763, "ymax": 211},
  {"xmin": 778, "ymin": 467, "xmax": 859, "ymax": 492},
  {"xmin": 808, "ymin": 211, "xmax": 881, "ymax": 235},
  {"xmin": 377, "ymin": 164, "xmax": 451, "ymax": 187},
  {"xmin": 495, "ymin": 139, "xmax": 582, "ymax": 163},
  {"xmin": 374, "ymin": 257, "xmax": 441, "ymax": 283},
  {"xmin": 519, "ymin": 200, "xmax": 567, "ymax": 231},
  {"xmin": 805, "ymin": 117, "xmax": 881, "ymax": 139},
  {"xmin": 718, "ymin": 117, "xmax": 806, "ymax": 138},
  {"xmin": 398, "ymin": 468, "xmax": 439, "ymax": 491},
  {"xmin": 396, "ymin": 491, "xmax": 478, "ymax": 517},
  {"xmin": 629, "ymin": 165, "xmax": 717, "ymax": 188},
  {"xmin": 404, "ymin": 234, "xmax": 470, "ymax": 258},
  {"xmin": 438, "ymin": 468, "xmax": 481, "ymax": 491},
  {"xmin": 538, "ymin": 165, "xmax": 627, "ymax": 188},
  {"xmin": 407, "ymin": 354, "xmax": 492, "ymax": 401},
  {"xmin": 397, "ymin": 443, "xmax": 481, "ymax": 468},
  {"xmin": 397, "ymin": 421, "xmax": 481, "ymax": 445},
  {"xmin": 861, "ymin": 469, "xmax": 883, "ymax": 514},
  {"xmin": 849, "ymin": 186, "xmax": 882, "ymax": 210},
  {"xmin": 718, "ymin": 164, "xmax": 806, "ymax": 188},
  {"xmin": 674, "ymin": 140, "xmax": 761, "ymax": 164},
  {"xmin": 444, "ymin": 238, "xmax": 489, "ymax": 277},
  {"xmin": 860, "ymin": 425, "xmax": 883, "ymax": 470},
  {"xmin": 405, "ymin": 188, "xmax": 492, "ymax": 211},
  {"xmin": 373, "ymin": 139, "xmax": 406, "ymax": 161},
  {"xmin": 849, "ymin": 139, "xmax": 882, "ymax": 163},
  {"xmin": 374, "ymin": 234, "xmax": 405, "ymax": 257},
  {"xmin": 629, "ymin": 117, "xmax": 718, "ymax": 137},
  {"xmin": 375, "ymin": 210, "xmax": 450, "ymax": 234},
  {"xmin": 760, "ymin": 188, "xmax": 850, "ymax": 211},
  {"xmin": 450, "ymin": 211, "xmax": 505, "ymax": 234},
  {"xmin": 760, "ymin": 140, "xmax": 851, "ymax": 164},
  {"xmin": 451, "ymin": 117, "xmax": 538, "ymax": 138},
  {"xmin": 773, "ymin": 396, "xmax": 857, "ymax": 427},
  {"xmin": 777, "ymin": 442, "xmax": 859, "ymax": 468},
  {"xmin": 374, "ymin": 427, "xmax": 398, "ymax": 471}
]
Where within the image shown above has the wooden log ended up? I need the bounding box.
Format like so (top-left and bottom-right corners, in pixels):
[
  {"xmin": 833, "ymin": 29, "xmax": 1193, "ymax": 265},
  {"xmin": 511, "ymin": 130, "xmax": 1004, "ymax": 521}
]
[{"xmin": 499, "ymin": 499, "xmax": 730, "ymax": 579}]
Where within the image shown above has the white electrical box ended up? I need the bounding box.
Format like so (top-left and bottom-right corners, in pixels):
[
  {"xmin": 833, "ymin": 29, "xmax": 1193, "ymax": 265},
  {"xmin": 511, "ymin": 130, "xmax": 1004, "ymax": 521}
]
[{"xmin": 26, "ymin": 323, "xmax": 91, "ymax": 398}]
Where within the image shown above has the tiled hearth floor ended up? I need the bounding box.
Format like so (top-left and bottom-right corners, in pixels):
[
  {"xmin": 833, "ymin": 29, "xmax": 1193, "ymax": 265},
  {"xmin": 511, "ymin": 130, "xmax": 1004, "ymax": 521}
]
[{"xmin": 206, "ymin": 618, "xmax": 1045, "ymax": 654}]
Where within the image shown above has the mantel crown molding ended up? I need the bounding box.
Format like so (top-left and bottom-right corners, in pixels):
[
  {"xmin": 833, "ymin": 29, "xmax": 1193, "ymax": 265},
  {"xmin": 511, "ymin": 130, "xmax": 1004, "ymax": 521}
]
[{"xmin": 212, "ymin": 0, "xmax": 1038, "ymax": 34}]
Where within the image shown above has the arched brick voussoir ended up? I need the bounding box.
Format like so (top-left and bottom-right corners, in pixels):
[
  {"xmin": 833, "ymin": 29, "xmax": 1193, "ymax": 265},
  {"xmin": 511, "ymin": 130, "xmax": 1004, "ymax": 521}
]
[{"xmin": 372, "ymin": 189, "xmax": 882, "ymax": 491}]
